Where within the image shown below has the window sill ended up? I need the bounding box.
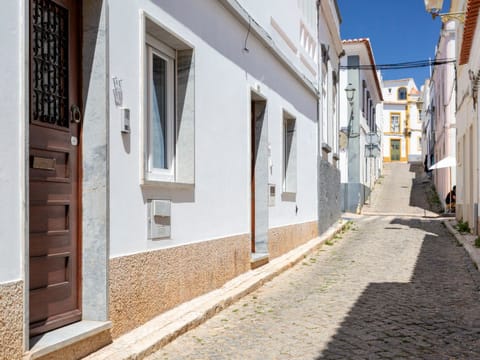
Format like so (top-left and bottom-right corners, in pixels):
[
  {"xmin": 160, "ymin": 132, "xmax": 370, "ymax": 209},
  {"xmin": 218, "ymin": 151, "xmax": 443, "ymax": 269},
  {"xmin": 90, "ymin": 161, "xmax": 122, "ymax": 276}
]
[
  {"xmin": 141, "ymin": 179, "xmax": 194, "ymax": 190},
  {"xmin": 281, "ymin": 192, "xmax": 297, "ymax": 202}
]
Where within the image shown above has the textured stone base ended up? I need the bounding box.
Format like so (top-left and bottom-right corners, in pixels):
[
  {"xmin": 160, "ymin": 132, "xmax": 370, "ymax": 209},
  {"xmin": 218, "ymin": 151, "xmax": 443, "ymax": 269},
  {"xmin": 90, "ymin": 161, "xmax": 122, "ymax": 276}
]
[
  {"xmin": 268, "ymin": 221, "xmax": 318, "ymax": 259},
  {"xmin": 35, "ymin": 330, "xmax": 112, "ymax": 360},
  {"xmin": 319, "ymin": 159, "xmax": 341, "ymax": 234},
  {"xmin": 0, "ymin": 280, "xmax": 23, "ymax": 360},
  {"xmin": 109, "ymin": 234, "xmax": 250, "ymax": 338}
]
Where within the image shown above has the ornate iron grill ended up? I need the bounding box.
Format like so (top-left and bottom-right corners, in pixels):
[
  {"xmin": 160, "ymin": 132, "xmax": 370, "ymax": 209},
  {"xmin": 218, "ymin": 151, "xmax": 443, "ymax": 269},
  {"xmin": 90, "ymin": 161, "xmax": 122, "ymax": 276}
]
[{"xmin": 31, "ymin": 0, "xmax": 69, "ymax": 127}]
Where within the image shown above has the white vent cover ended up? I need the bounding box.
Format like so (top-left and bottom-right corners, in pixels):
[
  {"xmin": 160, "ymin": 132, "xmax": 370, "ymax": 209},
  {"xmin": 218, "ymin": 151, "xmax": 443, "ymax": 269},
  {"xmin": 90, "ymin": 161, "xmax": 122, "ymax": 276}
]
[{"xmin": 148, "ymin": 200, "xmax": 171, "ymax": 239}]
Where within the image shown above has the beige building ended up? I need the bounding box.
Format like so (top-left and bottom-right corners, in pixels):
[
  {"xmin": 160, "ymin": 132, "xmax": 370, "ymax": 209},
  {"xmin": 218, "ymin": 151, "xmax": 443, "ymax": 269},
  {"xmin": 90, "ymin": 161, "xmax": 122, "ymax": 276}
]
[
  {"xmin": 382, "ymin": 79, "xmax": 423, "ymax": 163},
  {"xmin": 456, "ymin": 0, "xmax": 480, "ymax": 232}
]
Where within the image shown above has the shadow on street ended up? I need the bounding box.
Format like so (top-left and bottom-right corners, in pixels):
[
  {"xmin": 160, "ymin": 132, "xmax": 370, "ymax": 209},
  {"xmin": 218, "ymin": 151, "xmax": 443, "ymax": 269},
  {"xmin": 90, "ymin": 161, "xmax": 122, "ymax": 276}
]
[
  {"xmin": 318, "ymin": 218, "xmax": 480, "ymax": 359},
  {"xmin": 408, "ymin": 164, "xmax": 443, "ymax": 215}
]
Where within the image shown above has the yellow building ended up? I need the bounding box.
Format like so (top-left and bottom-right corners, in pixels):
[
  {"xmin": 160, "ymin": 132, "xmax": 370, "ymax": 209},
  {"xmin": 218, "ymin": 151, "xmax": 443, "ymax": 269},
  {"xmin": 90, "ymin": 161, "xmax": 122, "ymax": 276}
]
[{"xmin": 382, "ymin": 79, "xmax": 423, "ymax": 163}]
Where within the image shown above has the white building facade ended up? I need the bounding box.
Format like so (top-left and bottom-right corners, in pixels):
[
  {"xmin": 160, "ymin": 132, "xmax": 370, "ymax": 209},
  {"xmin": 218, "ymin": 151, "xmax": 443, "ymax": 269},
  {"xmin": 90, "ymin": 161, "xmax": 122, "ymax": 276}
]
[
  {"xmin": 0, "ymin": 1, "xmax": 343, "ymax": 359},
  {"xmin": 339, "ymin": 39, "xmax": 383, "ymax": 213},
  {"xmin": 429, "ymin": 20, "xmax": 458, "ymax": 211},
  {"xmin": 382, "ymin": 78, "xmax": 423, "ymax": 163}
]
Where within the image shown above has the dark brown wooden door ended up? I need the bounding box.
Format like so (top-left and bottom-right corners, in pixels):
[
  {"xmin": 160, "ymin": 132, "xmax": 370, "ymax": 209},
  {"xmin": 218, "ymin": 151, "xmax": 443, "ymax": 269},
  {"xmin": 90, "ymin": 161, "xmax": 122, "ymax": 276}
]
[{"xmin": 29, "ymin": 0, "xmax": 82, "ymax": 336}]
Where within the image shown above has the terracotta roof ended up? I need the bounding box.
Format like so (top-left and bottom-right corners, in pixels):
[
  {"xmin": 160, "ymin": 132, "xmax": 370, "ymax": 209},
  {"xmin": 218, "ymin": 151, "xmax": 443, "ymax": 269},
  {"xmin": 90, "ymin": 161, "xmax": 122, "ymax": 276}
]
[
  {"xmin": 409, "ymin": 88, "xmax": 420, "ymax": 95},
  {"xmin": 342, "ymin": 38, "xmax": 384, "ymax": 101},
  {"xmin": 460, "ymin": 0, "xmax": 480, "ymax": 65}
]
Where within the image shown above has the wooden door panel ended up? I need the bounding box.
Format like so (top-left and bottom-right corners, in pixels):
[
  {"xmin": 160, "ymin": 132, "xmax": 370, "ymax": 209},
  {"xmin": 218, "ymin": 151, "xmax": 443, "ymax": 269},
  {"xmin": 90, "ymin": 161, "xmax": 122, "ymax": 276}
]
[
  {"xmin": 30, "ymin": 204, "xmax": 70, "ymax": 233},
  {"xmin": 29, "ymin": 182, "xmax": 71, "ymax": 202},
  {"xmin": 29, "ymin": 0, "xmax": 81, "ymax": 336},
  {"xmin": 29, "ymin": 284, "xmax": 79, "ymax": 324},
  {"xmin": 30, "ymin": 232, "xmax": 70, "ymax": 257},
  {"xmin": 30, "ymin": 256, "xmax": 70, "ymax": 290}
]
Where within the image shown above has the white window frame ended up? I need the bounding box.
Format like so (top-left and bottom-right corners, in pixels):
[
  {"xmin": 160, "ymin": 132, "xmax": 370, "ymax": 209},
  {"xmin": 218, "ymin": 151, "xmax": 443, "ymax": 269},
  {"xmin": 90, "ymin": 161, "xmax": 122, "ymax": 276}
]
[
  {"xmin": 146, "ymin": 35, "xmax": 176, "ymax": 182},
  {"xmin": 391, "ymin": 113, "xmax": 400, "ymax": 133},
  {"xmin": 283, "ymin": 113, "xmax": 297, "ymax": 194}
]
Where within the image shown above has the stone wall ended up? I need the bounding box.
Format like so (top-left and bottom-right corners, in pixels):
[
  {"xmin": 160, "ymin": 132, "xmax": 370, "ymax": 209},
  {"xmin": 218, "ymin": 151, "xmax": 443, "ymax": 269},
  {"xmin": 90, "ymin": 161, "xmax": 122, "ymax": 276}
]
[
  {"xmin": 319, "ymin": 159, "xmax": 341, "ymax": 234},
  {"xmin": 268, "ymin": 221, "xmax": 319, "ymax": 259},
  {"xmin": 109, "ymin": 234, "xmax": 250, "ymax": 338},
  {"xmin": 0, "ymin": 280, "xmax": 23, "ymax": 360}
]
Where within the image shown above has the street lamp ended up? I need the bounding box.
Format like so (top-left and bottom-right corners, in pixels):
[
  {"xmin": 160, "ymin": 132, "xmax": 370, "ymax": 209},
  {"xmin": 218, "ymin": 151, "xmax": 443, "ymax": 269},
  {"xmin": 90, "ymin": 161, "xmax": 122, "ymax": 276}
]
[
  {"xmin": 343, "ymin": 83, "xmax": 358, "ymax": 138},
  {"xmin": 424, "ymin": 0, "xmax": 465, "ymax": 22},
  {"xmin": 345, "ymin": 83, "xmax": 355, "ymax": 105}
]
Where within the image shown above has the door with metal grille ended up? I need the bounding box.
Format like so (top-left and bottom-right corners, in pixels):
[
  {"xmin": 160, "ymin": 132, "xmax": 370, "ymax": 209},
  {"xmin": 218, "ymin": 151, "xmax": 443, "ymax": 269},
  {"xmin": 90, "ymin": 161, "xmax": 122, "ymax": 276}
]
[{"xmin": 29, "ymin": 0, "xmax": 82, "ymax": 336}]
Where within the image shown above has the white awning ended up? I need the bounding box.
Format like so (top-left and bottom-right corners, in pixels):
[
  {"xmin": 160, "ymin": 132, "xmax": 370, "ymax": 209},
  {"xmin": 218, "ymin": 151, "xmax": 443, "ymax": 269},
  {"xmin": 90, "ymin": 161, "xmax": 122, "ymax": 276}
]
[{"xmin": 429, "ymin": 156, "xmax": 456, "ymax": 170}]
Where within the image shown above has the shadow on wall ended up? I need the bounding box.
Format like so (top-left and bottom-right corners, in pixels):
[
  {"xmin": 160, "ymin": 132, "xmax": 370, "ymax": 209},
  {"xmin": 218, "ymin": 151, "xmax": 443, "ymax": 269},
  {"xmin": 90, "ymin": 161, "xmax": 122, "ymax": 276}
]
[
  {"xmin": 408, "ymin": 163, "xmax": 443, "ymax": 214},
  {"xmin": 317, "ymin": 218, "xmax": 480, "ymax": 359},
  {"xmin": 152, "ymin": 0, "xmax": 317, "ymax": 121}
]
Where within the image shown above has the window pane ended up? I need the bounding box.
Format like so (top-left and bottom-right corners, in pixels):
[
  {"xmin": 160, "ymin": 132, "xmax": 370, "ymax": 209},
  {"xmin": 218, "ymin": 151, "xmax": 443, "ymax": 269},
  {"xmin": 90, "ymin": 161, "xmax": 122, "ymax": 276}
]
[
  {"xmin": 152, "ymin": 54, "xmax": 168, "ymax": 169},
  {"xmin": 284, "ymin": 118, "xmax": 296, "ymax": 192},
  {"xmin": 391, "ymin": 115, "xmax": 400, "ymax": 132}
]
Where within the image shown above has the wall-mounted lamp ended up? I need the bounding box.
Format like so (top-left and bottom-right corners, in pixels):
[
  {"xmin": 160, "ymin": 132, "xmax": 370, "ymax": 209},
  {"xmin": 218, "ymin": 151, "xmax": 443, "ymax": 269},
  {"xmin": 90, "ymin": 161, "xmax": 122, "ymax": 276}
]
[
  {"xmin": 424, "ymin": 0, "xmax": 465, "ymax": 22},
  {"xmin": 344, "ymin": 83, "xmax": 359, "ymax": 138},
  {"xmin": 345, "ymin": 83, "xmax": 355, "ymax": 105}
]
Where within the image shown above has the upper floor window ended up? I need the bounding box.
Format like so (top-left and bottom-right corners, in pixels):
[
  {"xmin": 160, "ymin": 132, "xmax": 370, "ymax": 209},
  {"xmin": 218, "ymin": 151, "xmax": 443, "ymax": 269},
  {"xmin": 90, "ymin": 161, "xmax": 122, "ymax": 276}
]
[
  {"xmin": 398, "ymin": 87, "xmax": 407, "ymax": 100},
  {"xmin": 390, "ymin": 113, "xmax": 400, "ymax": 133}
]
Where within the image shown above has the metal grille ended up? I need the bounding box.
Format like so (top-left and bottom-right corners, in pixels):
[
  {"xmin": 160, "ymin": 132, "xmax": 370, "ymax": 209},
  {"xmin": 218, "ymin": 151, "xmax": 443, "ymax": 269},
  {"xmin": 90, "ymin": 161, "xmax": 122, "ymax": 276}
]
[{"xmin": 32, "ymin": 0, "xmax": 69, "ymax": 127}]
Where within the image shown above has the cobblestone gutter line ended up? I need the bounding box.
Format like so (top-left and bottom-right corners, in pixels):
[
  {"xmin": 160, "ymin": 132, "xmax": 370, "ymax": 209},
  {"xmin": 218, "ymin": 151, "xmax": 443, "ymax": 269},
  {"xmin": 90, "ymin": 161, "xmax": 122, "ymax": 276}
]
[
  {"xmin": 444, "ymin": 219, "xmax": 480, "ymax": 270},
  {"xmin": 85, "ymin": 219, "xmax": 348, "ymax": 360}
]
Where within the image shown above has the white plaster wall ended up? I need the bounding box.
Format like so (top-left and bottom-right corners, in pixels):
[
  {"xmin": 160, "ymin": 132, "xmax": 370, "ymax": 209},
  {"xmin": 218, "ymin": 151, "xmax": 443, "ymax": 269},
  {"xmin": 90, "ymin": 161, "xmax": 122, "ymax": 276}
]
[
  {"xmin": 0, "ymin": 2, "xmax": 24, "ymax": 283},
  {"xmin": 338, "ymin": 67, "xmax": 349, "ymax": 183},
  {"xmin": 431, "ymin": 23, "xmax": 457, "ymax": 199},
  {"xmin": 238, "ymin": 0, "xmax": 318, "ymax": 85},
  {"xmin": 267, "ymin": 99, "xmax": 318, "ymax": 228},
  {"xmin": 108, "ymin": 0, "xmax": 319, "ymax": 257}
]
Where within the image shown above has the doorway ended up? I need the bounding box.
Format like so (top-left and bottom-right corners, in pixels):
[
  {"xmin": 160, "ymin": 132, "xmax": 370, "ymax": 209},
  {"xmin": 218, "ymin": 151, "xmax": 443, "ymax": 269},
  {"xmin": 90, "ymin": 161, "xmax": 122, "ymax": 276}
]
[
  {"xmin": 29, "ymin": 0, "xmax": 82, "ymax": 336},
  {"xmin": 390, "ymin": 139, "xmax": 401, "ymax": 161},
  {"xmin": 250, "ymin": 95, "xmax": 268, "ymax": 256}
]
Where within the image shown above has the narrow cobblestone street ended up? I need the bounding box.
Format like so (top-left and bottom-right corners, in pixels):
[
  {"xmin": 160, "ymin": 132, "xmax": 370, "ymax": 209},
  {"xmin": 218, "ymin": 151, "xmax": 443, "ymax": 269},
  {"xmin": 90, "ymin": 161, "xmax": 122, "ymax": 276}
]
[{"xmin": 147, "ymin": 163, "xmax": 480, "ymax": 359}]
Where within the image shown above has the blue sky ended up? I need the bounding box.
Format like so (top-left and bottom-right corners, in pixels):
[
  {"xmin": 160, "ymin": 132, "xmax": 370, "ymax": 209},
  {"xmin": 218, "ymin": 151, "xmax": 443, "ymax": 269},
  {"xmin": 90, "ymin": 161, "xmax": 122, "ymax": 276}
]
[{"xmin": 337, "ymin": 0, "xmax": 447, "ymax": 89}]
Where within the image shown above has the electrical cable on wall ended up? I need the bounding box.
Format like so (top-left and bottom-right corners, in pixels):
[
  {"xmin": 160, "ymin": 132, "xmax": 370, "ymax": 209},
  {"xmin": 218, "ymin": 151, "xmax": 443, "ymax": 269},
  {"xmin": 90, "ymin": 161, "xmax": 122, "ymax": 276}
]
[{"xmin": 243, "ymin": 16, "xmax": 251, "ymax": 53}]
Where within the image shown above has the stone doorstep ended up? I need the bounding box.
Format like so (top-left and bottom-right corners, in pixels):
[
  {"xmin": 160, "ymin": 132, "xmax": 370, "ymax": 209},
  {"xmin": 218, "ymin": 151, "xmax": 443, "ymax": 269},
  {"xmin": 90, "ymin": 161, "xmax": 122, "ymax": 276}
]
[
  {"xmin": 25, "ymin": 320, "xmax": 112, "ymax": 360},
  {"xmin": 85, "ymin": 219, "xmax": 347, "ymax": 360},
  {"xmin": 444, "ymin": 220, "xmax": 480, "ymax": 270}
]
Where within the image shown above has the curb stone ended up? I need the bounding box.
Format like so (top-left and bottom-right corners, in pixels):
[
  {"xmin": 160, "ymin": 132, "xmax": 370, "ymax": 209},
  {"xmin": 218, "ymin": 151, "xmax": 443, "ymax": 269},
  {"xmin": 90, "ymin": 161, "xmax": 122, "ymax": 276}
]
[
  {"xmin": 85, "ymin": 219, "xmax": 349, "ymax": 360},
  {"xmin": 444, "ymin": 219, "xmax": 480, "ymax": 270}
]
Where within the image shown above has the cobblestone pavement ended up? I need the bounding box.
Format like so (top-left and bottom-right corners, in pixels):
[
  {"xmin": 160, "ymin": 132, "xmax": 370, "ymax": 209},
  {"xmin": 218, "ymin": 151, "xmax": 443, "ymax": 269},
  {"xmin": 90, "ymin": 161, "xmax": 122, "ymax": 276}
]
[
  {"xmin": 147, "ymin": 164, "xmax": 480, "ymax": 359},
  {"xmin": 362, "ymin": 162, "xmax": 441, "ymax": 217}
]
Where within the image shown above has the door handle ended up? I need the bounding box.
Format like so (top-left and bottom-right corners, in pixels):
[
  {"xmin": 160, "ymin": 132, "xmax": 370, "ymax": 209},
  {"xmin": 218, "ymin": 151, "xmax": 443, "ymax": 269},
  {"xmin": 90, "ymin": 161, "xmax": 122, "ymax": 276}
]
[{"xmin": 71, "ymin": 104, "xmax": 82, "ymax": 124}]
